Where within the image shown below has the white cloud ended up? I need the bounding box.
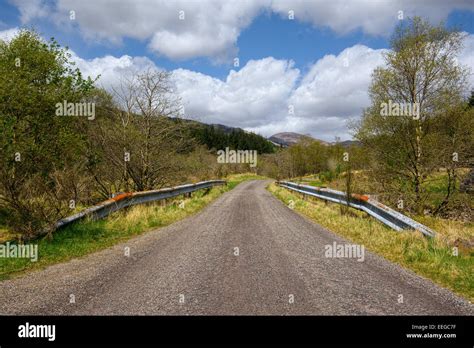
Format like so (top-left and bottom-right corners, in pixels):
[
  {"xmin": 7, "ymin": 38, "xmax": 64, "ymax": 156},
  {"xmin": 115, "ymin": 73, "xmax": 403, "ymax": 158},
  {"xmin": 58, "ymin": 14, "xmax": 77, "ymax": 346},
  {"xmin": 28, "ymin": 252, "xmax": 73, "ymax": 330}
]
[
  {"xmin": 3, "ymin": 25, "xmax": 471, "ymax": 141},
  {"xmin": 19, "ymin": 0, "xmax": 267, "ymax": 61},
  {"xmin": 285, "ymin": 45, "xmax": 388, "ymax": 139},
  {"xmin": 459, "ymin": 32, "xmax": 474, "ymax": 90},
  {"xmin": 69, "ymin": 53, "xmax": 299, "ymax": 130},
  {"xmin": 11, "ymin": 0, "xmax": 50, "ymax": 23},
  {"xmin": 230, "ymin": 46, "xmax": 385, "ymax": 140},
  {"xmin": 168, "ymin": 46, "xmax": 387, "ymax": 141},
  {"xmin": 146, "ymin": 0, "xmax": 266, "ymax": 60},
  {"xmin": 70, "ymin": 35, "xmax": 474, "ymax": 141},
  {"xmin": 270, "ymin": 0, "xmax": 474, "ymax": 37},
  {"xmin": 0, "ymin": 27, "xmax": 20, "ymax": 42},
  {"xmin": 70, "ymin": 52, "xmax": 159, "ymax": 90},
  {"xmin": 10, "ymin": 0, "xmax": 474, "ymax": 61},
  {"xmin": 172, "ymin": 57, "xmax": 299, "ymax": 127}
]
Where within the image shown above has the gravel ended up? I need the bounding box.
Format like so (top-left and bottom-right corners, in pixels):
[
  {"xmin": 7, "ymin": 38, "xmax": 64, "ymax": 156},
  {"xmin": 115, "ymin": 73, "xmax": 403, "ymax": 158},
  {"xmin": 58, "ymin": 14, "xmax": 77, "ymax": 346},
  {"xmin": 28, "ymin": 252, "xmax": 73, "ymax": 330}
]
[{"xmin": 0, "ymin": 180, "xmax": 472, "ymax": 315}]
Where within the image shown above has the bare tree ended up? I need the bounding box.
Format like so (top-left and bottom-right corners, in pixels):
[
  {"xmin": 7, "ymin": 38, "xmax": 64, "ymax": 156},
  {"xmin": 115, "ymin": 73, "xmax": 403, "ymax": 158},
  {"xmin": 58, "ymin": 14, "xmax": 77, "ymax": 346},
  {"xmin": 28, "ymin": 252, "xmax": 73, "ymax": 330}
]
[{"xmin": 92, "ymin": 69, "xmax": 193, "ymax": 193}]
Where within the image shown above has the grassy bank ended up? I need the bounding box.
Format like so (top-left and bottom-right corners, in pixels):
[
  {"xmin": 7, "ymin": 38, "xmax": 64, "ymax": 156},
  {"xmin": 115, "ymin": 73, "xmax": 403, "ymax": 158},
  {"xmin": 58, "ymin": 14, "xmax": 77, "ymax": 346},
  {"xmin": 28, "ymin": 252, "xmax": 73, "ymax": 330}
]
[
  {"xmin": 294, "ymin": 170, "xmax": 473, "ymax": 221},
  {"xmin": 0, "ymin": 174, "xmax": 264, "ymax": 280},
  {"xmin": 268, "ymin": 182, "xmax": 474, "ymax": 302}
]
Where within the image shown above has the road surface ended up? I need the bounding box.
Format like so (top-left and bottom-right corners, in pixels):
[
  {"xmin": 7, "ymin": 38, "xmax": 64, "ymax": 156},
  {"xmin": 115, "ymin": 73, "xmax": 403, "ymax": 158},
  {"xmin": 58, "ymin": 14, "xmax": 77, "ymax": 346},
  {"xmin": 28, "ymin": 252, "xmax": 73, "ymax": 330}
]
[{"xmin": 0, "ymin": 180, "xmax": 472, "ymax": 315}]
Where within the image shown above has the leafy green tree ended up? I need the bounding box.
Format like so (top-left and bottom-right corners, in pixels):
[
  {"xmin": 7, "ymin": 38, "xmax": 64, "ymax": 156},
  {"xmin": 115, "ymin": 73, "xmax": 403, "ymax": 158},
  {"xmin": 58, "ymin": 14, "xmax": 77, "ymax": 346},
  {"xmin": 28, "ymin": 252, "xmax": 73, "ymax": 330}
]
[
  {"xmin": 354, "ymin": 17, "xmax": 469, "ymax": 213},
  {"xmin": 0, "ymin": 30, "xmax": 95, "ymax": 239}
]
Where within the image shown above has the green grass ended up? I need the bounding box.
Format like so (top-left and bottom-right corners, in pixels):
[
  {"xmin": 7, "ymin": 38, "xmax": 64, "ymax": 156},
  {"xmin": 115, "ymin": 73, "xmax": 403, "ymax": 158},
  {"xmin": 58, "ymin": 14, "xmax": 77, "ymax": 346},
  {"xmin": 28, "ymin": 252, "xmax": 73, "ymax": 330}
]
[
  {"xmin": 303, "ymin": 169, "xmax": 473, "ymax": 216},
  {"xmin": 0, "ymin": 174, "xmax": 266, "ymax": 280},
  {"xmin": 226, "ymin": 172, "xmax": 268, "ymax": 189},
  {"xmin": 268, "ymin": 182, "xmax": 474, "ymax": 302}
]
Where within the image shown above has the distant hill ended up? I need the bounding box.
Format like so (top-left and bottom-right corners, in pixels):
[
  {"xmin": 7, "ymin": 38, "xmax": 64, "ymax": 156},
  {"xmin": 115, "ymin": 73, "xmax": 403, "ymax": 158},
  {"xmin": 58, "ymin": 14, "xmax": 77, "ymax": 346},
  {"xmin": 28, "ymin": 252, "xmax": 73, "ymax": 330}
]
[
  {"xmin": 335, "ymin": 140, "xmax": 361, "ymax": 148},
  {"xmin": 183, "ymin": 119, "xmax": 360, "ymax": 153},
  {"xmin": 269, "ymin": 132, "xmax": 360, "ymax": 148},
  {"xmin": 268, "ymin": 132, "xmax": 329, "ymax": 147},
  {"xmin": 210, "ymin": 123, "xmax": 240, "ymax": 134}
]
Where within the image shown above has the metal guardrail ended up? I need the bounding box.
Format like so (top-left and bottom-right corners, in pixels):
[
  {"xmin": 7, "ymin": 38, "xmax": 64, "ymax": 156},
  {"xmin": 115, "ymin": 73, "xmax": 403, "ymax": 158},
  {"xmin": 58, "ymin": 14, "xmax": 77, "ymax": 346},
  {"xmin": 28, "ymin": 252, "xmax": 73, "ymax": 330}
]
[
  {"xmin": 277, "ymin": 181, "xmax": 436, "ymax": 237},
  {"xmin": 54, "ymin": 180, "xmax": 226, "ymax": 230}
]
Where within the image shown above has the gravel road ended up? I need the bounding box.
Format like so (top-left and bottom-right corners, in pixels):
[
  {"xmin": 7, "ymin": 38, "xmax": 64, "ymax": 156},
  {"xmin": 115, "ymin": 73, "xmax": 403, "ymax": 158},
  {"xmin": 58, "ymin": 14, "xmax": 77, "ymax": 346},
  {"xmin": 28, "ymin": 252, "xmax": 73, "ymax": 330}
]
[{"xmin": 0, "ymin": 180, "xmax": 472, "ymax": 315}]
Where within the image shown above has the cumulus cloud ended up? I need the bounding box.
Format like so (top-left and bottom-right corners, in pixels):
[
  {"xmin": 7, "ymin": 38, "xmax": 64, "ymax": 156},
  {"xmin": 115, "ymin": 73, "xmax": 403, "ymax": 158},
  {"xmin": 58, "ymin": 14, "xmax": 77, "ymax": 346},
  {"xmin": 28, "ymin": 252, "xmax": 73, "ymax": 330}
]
[
  {"xmin": 284, "ymin": 45, "xmax": 388, "ymax": 139},
  {"xmin": 458, "ymin": 32, "xmax": 474, "ymax": 90},
  {"xmin": 9, "ymin": 0, "xmax": 474, "ymax": 61},
  {"xmin": 227, "ymin": 45, "xmax": 386, "ymax": 140},
  {"xmin": 70, "ymin": 52, "xmax": 159, "ymax": 90},
  {"xmin": 171, "ymin": 37, "xmax": 474, "ymax": 141},
  {"xmin": 12, "ymin": 0, "xmax": 267, "ymax": 61},
  {"xmin": 3, "ymin": 24, "xmax": 472, "ymax": 141},
  {"xmin": 0, "ymin": 27, "xmax": 20, "ymax": 42},
  {"xmin": 11, "ymin": 0, "xmax": 50, "ymax": 23},
  {"xmin": 169, "ymin": 46, "xmax": 387, "ymax": 140},
  {"xmin": 270, "ymin": 0, "xmax": 474, "ymax": 37},
  {"xmin": 172, "ymin": 57, "xmax": 299, "ymax": 127},
  {"xmin": 69, "ymin": 36, "xmax": 474, "ymax": 141}
]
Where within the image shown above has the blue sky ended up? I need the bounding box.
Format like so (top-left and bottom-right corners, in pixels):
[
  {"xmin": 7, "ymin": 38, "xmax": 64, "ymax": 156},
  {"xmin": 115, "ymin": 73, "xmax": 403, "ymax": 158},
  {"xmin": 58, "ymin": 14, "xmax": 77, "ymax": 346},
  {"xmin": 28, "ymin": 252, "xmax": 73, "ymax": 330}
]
[{"xmin": 1, "ymin": 0, "xmax": 473, "ymax": 140}]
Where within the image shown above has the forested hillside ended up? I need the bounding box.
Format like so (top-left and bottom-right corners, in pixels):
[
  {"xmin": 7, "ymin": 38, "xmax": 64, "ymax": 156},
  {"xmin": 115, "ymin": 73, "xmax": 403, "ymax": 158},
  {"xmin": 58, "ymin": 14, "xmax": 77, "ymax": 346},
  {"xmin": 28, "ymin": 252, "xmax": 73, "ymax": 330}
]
[{"xmin": 190, "ymin": 125, "xmax": 275, "ymax": 154}]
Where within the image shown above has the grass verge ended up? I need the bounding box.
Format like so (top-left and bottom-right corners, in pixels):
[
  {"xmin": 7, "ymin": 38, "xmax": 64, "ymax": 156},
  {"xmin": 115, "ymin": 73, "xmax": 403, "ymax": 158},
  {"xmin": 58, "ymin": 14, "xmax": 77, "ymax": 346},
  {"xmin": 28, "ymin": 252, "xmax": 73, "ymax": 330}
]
[
  {"xmin": 268, "ymin": 182, "xmax": 474, "ymax": 302},
  {"xmin": 0, "ymin": 174, "xmax": 265, "ymax": 280}
]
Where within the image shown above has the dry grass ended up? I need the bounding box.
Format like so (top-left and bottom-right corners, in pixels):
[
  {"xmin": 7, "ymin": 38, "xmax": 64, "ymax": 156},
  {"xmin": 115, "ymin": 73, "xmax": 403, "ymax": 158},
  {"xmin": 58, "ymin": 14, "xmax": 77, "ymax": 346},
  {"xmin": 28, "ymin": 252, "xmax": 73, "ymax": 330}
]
[
  {"xmin": 0, "ymin": 185, "xmax": 227, "ymax": 279},
  {"xmin": 0, "ymin": 173, "xmax": 266, "ymax": 280},
  {"xmin": 268, "ymin": 182, "xmax": 474, "ymax": 302}
]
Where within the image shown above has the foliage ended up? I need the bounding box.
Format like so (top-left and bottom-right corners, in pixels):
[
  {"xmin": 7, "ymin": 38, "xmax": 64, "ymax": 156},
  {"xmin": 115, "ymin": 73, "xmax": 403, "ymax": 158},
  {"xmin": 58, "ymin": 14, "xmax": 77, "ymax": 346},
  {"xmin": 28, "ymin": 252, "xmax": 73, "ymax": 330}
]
[
  {"xmin": 353, "ymin": 17, "xmax": 473, "ymax": 214},
  {"xmin": 0, "ymin": 30, "xmax": 95, "ymax": 239},
  {"xmin": 191, "ymin": 124, "xmax": 275, "ymax": 154}
]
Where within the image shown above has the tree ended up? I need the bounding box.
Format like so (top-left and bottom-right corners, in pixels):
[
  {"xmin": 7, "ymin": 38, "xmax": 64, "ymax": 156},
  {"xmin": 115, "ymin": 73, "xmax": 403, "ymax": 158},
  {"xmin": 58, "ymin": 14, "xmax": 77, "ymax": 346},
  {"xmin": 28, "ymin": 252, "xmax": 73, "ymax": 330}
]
[
  {"xmin": 354, "ymin": 17, "xmax": 470, "ymax": 213},
  {"xmin": 431, "ymin": 103, "xmax": 473, "ymax": 214},
  {"xmin": 87, "ymin": 69, "xmax": 194, "ymax": 193},
  {"xmin": 0, "ymin": 30, "xmax": 95, "ymax": 239}
]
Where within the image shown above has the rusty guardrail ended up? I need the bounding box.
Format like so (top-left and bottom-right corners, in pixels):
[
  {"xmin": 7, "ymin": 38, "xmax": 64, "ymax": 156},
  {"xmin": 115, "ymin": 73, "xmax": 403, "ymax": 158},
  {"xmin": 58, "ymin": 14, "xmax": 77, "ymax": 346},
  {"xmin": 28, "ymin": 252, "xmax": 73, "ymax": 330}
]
[
  {"xmin": 54, "ymin": 180, "xmax": 226, "ymax": 231},
  {"xmin": 277, "ymin": 181, "xmax": 436, "ymax": 237}
]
